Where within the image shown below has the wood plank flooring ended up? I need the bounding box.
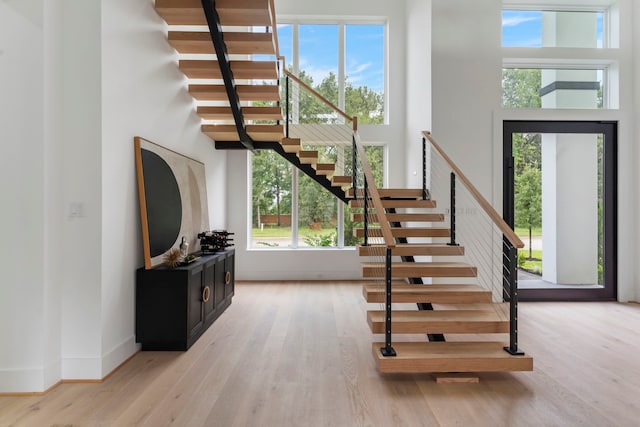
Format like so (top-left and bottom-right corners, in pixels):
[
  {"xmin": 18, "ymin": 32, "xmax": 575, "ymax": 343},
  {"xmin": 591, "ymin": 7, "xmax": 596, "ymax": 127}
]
[{"xmin": 1, "ymin": 281, "xmax": 639, "ymax": 426}]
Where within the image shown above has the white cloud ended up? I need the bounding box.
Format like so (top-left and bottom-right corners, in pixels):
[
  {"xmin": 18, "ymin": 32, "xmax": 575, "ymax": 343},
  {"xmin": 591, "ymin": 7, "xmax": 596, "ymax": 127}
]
[{"xmin": 502, "ymin": 15, "xmax": 538, "ymax": 27}]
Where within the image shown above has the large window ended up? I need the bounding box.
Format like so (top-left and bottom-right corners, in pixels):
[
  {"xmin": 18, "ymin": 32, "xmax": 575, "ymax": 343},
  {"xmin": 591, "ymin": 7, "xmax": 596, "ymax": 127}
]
[
  {"xmin": 278, "ymin": 21, "xmax": 385, "ymax": 125},
  {"xmin": 250, "ymin": 144, "xmax": 384, "ymax": 249},
  {"xmin": 250, "ymin": 20, "xmax": 386, "ymax": 249},
  {"xmin": 502, "ymin": 10, "xmax": 604, "ymax": 48},
  {"xmin": 502, "ymin": 6, "xmax": 618, "ymax": 110}
]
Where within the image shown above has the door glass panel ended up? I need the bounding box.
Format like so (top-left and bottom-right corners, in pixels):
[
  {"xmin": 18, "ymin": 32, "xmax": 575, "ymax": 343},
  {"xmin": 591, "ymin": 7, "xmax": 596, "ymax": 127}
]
[{"xmin": 514, "ymin": 132, "xmax": 604, "ymax": 288}]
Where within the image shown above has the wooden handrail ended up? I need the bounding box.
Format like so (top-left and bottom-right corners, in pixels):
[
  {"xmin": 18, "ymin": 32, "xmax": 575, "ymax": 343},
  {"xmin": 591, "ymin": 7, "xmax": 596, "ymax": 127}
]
[
  {"xmin": 422, "ymin": 131, "xmax": 524, "ymax": 249},
  {"xmin": 354, "ymin": 132, "xmax": 395, "ymax": 248},
  {"xmin": 267, "ymin": 0, "xmax": 357, "ymax": 132},
  {"xmin": 284, "ymin": 70, "xmax": 355, "ymax": 125}
]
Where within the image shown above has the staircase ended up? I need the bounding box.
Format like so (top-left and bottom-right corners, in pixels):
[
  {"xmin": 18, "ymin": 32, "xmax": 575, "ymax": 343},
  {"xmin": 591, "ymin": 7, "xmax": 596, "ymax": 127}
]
[
  {"xmin": 351, "ymin": 191, "xmax": 533, "ymax": 373},
  {"xmin": 153, "ymin": 0, "xmax": 533, "ymax": 375}
]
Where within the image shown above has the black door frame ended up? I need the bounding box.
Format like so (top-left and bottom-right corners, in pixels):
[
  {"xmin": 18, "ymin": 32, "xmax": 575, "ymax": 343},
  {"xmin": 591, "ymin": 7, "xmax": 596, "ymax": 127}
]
[{"xmin": 503, "ymin": 120, "xmax": 617, "ymax": 301}]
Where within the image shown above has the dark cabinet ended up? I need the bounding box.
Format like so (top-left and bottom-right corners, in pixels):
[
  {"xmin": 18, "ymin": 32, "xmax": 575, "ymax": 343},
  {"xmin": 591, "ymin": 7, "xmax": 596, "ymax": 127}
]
[{"xmin": 136, "ymin": 249, "xmax": 235, "ymax": 350}]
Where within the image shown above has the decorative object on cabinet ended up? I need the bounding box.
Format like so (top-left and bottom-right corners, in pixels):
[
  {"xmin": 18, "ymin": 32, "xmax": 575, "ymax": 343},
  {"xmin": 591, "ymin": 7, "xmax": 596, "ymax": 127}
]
[
  {"xmin": 136, "ymin": 249, "xmax": 235, "ymax": 350},
  {"xmin": 163, "ymin": 247, "xmax": 182, "ymax": 268},
  {"xmin": 198, "ymin": 230, "xmax": 235, "ymax": 254},
  {"xmin": 134, "ymin": 137, "xmax": 210, "ymax": 269}
]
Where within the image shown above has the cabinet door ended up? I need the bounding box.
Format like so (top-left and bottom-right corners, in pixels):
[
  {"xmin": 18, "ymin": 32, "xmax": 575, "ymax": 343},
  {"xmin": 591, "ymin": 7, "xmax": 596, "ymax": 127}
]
[
  {"xmin": 202, "ymin": 258, "xmax": 216, "ymax": 324},
  {"xmin": 187, "ymin": 265, "xmax": 205, "ymax": 338},
  {"xmin": 214, "ymin": 256, "xmax": 226, "ymax": 306},
  {"xmin": 225, "ymin": 252, "xmax": 235, "ymax": 297}
]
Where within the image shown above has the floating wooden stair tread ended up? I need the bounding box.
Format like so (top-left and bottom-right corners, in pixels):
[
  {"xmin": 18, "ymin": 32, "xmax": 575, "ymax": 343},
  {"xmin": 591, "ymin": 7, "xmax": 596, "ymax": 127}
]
[
  {"xmin": 156, "ymin": 0, "xmax": 273, "ymax": 27},
  {"xmin": 352, "ymin": 212, "xmax": 445, "ymax": 223},
  {"xmin": 367, "ymin": 310, "xmax": 509, "ymax": 334},
  {"xmin": 281, "ymin": 138, "xmax": 301, "ymax": 153},
  {"xmin": 189, "ymin": 84, "xmax": 280, "ymax": 102},
  {"xmin": 363, "ymin": 284, "xmax": 492, "ymax": 304},
  {"xmin": 332, "ymin": 176, "xmax": 352, "ymax": 189},
  {"xmin": 349, "ymin": 199, "xmax": 436, "ymax": 209},
  {"xmin": 371, "ymin": 341, "xmax": 533, "ymax": 373},
  {"xmin": 201, "ymin": 124, "xmax": 283, "ymax": 142},
  {"xmin": 168, "ymin": 31, "xmax": 274, "ymax": 55},
  {"xmin": 358, "ymin": 243, "xmax": 465, "ymax": 257},
  {"xmin": 198, "ymin": 106, "xmax": 282, "ymax": 121},
  {"xmin": 315, "ymin": 163, "xmax": 336, "ymax": 176},
  {"xmin": 180, "ymin": 60, "xmax": 278, "ymax": 80},
  {"xmin": 354, "ymin": 227, "xmax": 450, "ymax": 238},
  {"xmin": 348, "ymin": 188, "xmax": 426, "ymax": 199},
  {"xmin": 215, "ymin": 0, "xmax": 273, "ymax": 27},
  {"xmin": 298, "ymin": 150, "xmax": 318, "ymax": 166},
  {"xmin": 362, "ymin": 262, "xmax": 477, "ymax": 278}
]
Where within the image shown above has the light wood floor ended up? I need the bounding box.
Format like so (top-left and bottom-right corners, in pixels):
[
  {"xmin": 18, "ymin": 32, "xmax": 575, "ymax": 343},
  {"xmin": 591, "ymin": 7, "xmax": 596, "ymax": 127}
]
[{"xmin": 1, "ymin": 281, "xmax": 639, "ymax": 426}]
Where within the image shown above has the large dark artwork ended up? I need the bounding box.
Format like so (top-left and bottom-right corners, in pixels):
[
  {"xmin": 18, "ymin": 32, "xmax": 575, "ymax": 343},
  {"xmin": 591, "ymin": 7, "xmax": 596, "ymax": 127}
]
[{"xmin": 134, "ymin": 137, "xmax": 210, "ymax": 269}]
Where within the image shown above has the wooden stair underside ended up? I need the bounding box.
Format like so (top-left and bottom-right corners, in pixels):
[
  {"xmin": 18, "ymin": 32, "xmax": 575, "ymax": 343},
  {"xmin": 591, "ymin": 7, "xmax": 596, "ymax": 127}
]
[
  {"xmin": 349, "ymin": 199, "xmax": 436, "ymax": 209},
  {"xmin": 189, "ymin": 84, "xmax": 280, "ymax": 102},
  {"xmin": 367, "ymin": 310, "xmax": 509, "ymax": 334},
  {"xmin": 155, "ymin": 0, "xmax": 273, "ymax": 27},
  {"xmin": 363, "ymin": 284, "xmax": 492, "ymax": 304},
  {"xmin": 168, "ymin": 31, "xmax": 275, "ymax": 55},
  {"xmin": 347, "ymin": 188, "xmax": 426, "ymax": 199},
  {"xmin": 198, "ymin": 106, "xmax": 282, "ymax": 122},
  {"xmin": 372, "ymin": 342, "xmax": 533, "ymax": 373},
  {"xmin": 201, "ymin": 124, "xmax": 283, "ymax": 142},
  {"xmin": 352, "ymin": 212, "xmax": 445, "ymax": 223},
  {"xmin": 357, "ymin": 243, "xmax": 465, "ymax": 257},
  {"xmin": 362, "ymin": 262, "xmax": 477, "ymax": 278},
  {"xmin": 354, "ymin": 227, "xmax": 450, "ymax": 238},
  {"xmin": 180, "ymin": 60, "xmax": 278, "ymax": 81}
]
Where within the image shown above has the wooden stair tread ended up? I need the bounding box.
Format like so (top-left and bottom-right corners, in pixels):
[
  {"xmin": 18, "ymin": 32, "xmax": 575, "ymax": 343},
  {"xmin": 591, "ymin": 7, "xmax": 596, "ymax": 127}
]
[
  {"xmin": 332, "ymin": 175, "xmax": 352, "ymax": 189},
  {"xmin": 156, "ymin": 0, "xmax": 272, "ymax": 27},
  {"xmin": 348, "ymin": 188, "xmax": 426, "ymax": 199},
  {"xmin": 349, "ymin": 199, "xmax": 436, "ymax": 209},
  {"xmin": 363, "ymin": 284, "xmax": 492, "ymax": 304},
  {"xmin": 352, "ymin": 212, "xmax": 445, "ymax": 223},
  {"xmin": 201, "ymin": 124, "xmax": 283, "ymax": 142},
  {"xmin": 281, "ymin": 138, "xmax": 301, "ymax": 153},
  {"xmin": 357, "ymin": 243, "xmax": 465, "ymax": 257},
  {"xmin": 354, "ymin": 227, "xmax": 450, "ymax": 238},
  {"xmin": 371, "ymin": 341, "xmax": 533, "ymax": 373},
  {"xmin": 298, "ymin": 150, "xmax": 318, "ymax": 166},
  {"xmin": 189, "ymin": 84, "xmax": 280, "ymax": 102},
  {"xmin": 315, "ymin": 163, "xmax": 336, "ymax": 177},
  {"xmin": 180, "ymin": 60, "xmax": 278, "ymax": 80},
  {"xmin": 198, "ymin": 106, "xmax": 282, "ymax": 121},
  {"xmin": 362, "ymin": 262, "xmax": 477, "ymax": 278},
  {"xmin": 367, "ymin": 310, "xmax": 509, "ymax": 334},
  {"xmin": 168, "ymin": 31, "xmax": 274, "ymax": 55}
]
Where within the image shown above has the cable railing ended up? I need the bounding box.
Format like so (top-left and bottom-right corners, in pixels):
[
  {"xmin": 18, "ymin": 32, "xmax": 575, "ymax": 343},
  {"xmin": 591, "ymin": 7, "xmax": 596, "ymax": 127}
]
[{"xmin": 423, "ymin": 131, "xmax": 525, "ymax": 355}]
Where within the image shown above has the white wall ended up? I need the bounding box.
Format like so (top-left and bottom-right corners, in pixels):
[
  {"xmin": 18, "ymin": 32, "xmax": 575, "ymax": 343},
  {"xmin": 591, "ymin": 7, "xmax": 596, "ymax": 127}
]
[
  {"xmin": 405, "ymin": 0, "xmax": 432, "ymax": 189},
  {"xmin": 634, "ymin": 1, "xmax": 640, "ymax": 302},
  {"xmin": 0, "ymin": 0, "xmax": 228, "ymax": 392},
  {"xmin": 99, "ymin": 0, "xmax": 227, "ymax": 377},
  {"xmin": 60, "ymin": 0, "xmax": 103, "ymax": 381},
  {"xmin": 0, "ymin": 0, "xmax": 48, "ymax": 392},
  {"xmin": 431, "ymin": 0, "xmax": 502, "ymax": 199}
]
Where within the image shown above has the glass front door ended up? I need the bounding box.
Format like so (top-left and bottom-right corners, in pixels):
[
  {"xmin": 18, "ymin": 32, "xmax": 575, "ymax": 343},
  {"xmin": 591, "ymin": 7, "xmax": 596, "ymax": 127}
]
[{"xmin": 503, "ymin": 121, "xmax": 617, "ymax": 301}]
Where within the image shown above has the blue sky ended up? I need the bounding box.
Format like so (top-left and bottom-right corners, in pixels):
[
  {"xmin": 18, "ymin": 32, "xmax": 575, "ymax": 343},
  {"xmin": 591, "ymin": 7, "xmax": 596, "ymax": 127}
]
[
  {"xmin": 277, "ymin": 24, "xmax": 385, "ymax": 94},
  {"xmin": 502, "ymin": 10, "xmax": 603, "ymax": 47}
]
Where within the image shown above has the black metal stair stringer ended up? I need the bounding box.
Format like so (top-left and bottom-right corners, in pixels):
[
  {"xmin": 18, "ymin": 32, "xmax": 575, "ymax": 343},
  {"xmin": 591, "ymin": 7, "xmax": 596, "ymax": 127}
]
[
  {"xmin": 217, "ymin": 141, "xmax": 349, "ymax": 203},
  {"xmin": 386, "ymin": 208, "xmax": 446, "ymax": 342},
  {"xmin": 201, "ymin": 0, "xmax": 254, "ymax": 150}
]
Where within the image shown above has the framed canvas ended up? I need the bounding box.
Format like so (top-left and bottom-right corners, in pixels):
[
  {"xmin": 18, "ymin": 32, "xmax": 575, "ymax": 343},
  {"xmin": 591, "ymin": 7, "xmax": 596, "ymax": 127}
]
[{"xmin": 134, "ymin": 137, "xmax": 210, "ymax": 269}]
